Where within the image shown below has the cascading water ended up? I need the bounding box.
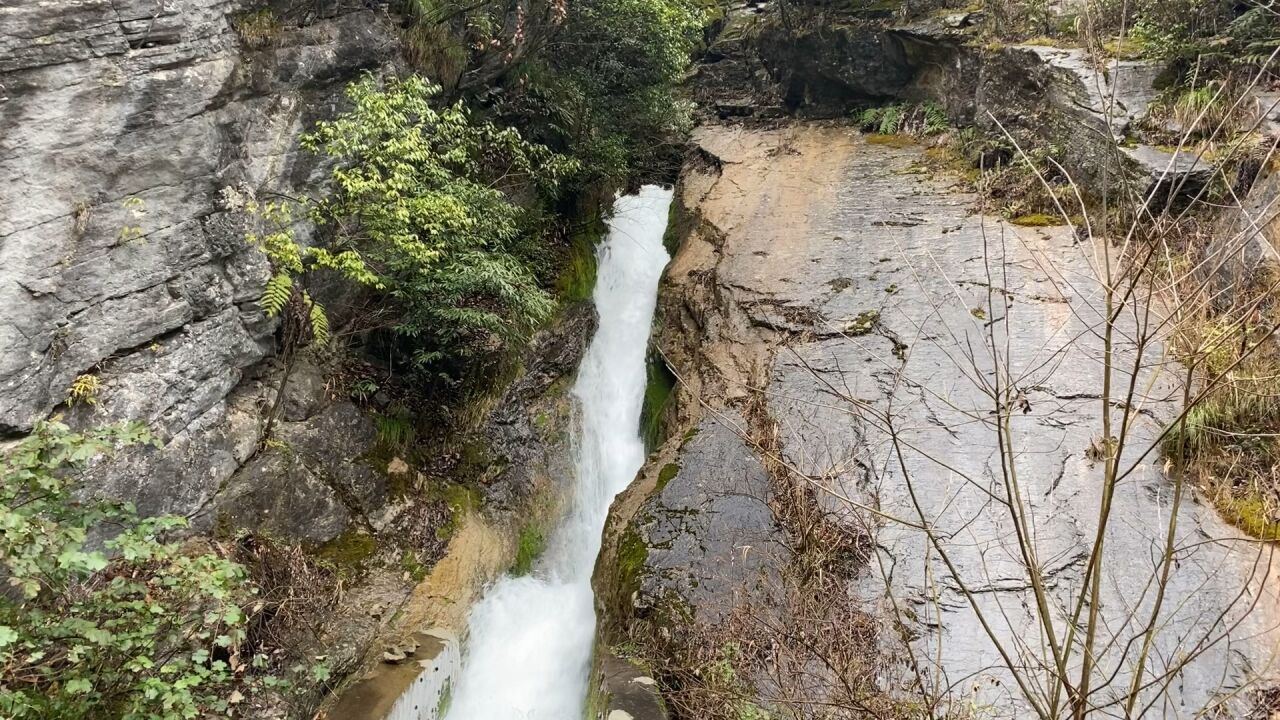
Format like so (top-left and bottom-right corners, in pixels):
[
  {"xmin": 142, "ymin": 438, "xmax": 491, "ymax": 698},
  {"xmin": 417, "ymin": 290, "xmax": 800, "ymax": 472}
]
[{"xmin": 445, "ymin": 185, "xmax": 674, "ymax": 720}]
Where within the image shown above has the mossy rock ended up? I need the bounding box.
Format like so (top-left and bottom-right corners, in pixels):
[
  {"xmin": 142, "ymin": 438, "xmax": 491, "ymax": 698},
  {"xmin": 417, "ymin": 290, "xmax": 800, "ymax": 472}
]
[
  {"xmin": 615, "ymin": 525, "xmax": 652, "ymax": 606},
  {"xmin": 656, "ymin": 463, "xmax": 681, "ymax": 492},
  {"xmin": 662, "ymin": 197, "xmax": 697, "ymax": 257},
  {"xmin": 843, "ymin": 310, "xmax": 880, "ymax": 336},
  {"xmin": 555, "ymin": 212, "xmax": 606, "ymax": 303},
  {"xmin": 511, "ymin": 524, "xmax": 547, "ymax": 576},
  {"xmin": 640, "ymin": 354, "xmax": 677, "ymax": 451},
  {"xmin": 865, "ymin": 133, "xmax": 916, "ymax": 148},
  {"xmin": 315, "ymin": 529, "xmax": 378, "ymax": 571},
  {"xmin": 421, "ymin": 481, "xmax": 485, "ymax": 543},
  {"xmin": 1010, "ymin": 213, "xmax": 1067, "ymax": 227}
]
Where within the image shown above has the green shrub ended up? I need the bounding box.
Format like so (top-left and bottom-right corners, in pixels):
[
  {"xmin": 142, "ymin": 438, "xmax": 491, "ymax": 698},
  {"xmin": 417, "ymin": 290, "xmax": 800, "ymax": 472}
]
[
  {"xmin": 277, "ymin": 74, "xmax": 577, "ymax": 380},
  {"xmin": 302, "ymin": 73, "xmax": 569, "ymax": 335},
  {"xmin": 508, "ymin": 0, "xmax": 704, "ymax": 184},
  {"xmin": 0, "ymin": 421, "xmax": 257, "ymax": 719}
]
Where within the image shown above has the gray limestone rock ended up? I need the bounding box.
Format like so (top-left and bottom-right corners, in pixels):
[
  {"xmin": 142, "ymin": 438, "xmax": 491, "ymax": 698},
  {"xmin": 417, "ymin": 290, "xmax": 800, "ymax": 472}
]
[
  {"xmin": 0, "ymin": 1, "xmax": 398, "ymax": 521},
  {"xmin": 629, "ymin": 413, "xmax": 785, "ymax": 625},
  {"xmin": 211, "ymin": 402, "xmax": 380, "ymax": 543}
]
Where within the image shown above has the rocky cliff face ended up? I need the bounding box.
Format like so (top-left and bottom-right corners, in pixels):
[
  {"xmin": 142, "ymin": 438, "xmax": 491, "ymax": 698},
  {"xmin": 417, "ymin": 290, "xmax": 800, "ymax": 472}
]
[
  {"xmin": 594, "ymin": 118, "xmax": 1280, "ymax": 720},
  {"xmin": 692, "ymin": 10, "xmax": 1214, "ymax": 203},
  {"xmin": 0, "ymin": 0, "xmax": 397, "ymax": 520}
]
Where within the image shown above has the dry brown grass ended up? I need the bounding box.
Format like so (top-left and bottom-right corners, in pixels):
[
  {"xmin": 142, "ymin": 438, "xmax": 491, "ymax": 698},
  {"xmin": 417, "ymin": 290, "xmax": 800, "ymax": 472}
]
[{"xmin": 1161, "ymin": 228, "xmax": 1280, "ymax": 541}]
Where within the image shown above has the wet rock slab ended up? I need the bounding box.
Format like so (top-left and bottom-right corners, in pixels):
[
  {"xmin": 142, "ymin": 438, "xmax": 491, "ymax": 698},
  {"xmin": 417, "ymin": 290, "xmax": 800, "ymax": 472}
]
[
  {"xmin": 612, "ymin": 123, "xmax": 1280, "ymax": 716},
  {"xmin": 630, "ymin": 412, "xmax": 786, "ymax": 625},
  {"xmin": 590, "ymin": 652, "xmax": 668, "ymax": 720}
]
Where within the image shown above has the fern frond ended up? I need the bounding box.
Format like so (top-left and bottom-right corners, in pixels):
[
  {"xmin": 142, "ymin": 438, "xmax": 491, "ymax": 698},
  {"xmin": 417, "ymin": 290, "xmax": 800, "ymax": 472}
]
[
  {"xmin": 303, "ymin": 293, "xmax": 331, "ymax": 346},
  {"xmin": 858, "ymin": 107, "xmax": 883, "ymax": 131},
  {"xmin": 261, "ymin": 272, "xmax": 293, "ymax": 317},
  {"xmin": 879, "ymin": 106, "xmax": 903, "ymax": 135},
  {"xmin": 922, "ymin": 102, "xmax": 948, "ymax": 135}
]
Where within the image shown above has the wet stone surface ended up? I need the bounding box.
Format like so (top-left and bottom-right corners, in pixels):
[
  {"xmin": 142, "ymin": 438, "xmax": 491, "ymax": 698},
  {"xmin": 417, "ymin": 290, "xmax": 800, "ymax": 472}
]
[
  {"xmin": 634, "ymin": 123, "xmax": 1280, "ymax": 716},
  {"xmin": 631, "ymin": 412, "xmax": 787, "ymax": 625}
]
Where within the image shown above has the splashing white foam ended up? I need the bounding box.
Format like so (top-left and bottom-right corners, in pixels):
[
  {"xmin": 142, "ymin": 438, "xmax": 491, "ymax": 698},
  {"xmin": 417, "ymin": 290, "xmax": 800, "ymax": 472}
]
[{"xmin": 446, "ymin": 185, "xmax": 673, "ymax": 720}]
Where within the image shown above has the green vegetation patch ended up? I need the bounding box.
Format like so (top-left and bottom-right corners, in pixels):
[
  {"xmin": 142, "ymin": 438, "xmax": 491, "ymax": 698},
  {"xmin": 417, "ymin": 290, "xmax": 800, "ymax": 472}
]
[
  {"xmin": 640, "ymin": 353, "xmax": 678, "ymax": 451},
  {"xmin": 0, "ymin": 421, "xmax": 267, "ymax": 718},
  {"xmin": 615, "ymin": 525, "xmax": 651, "ymax": 602},
  {"xmin": 315, "ymin": 529, "xmax": 379, "ymax": 570},
  {"xmin": 431, "ymin": 481, "xmax": 485, "ymax": 542},
  {"xmin": 864, "ymin": 133, "xmax": 917, "ymax": 148},
  {"xmin": 844, "ymin": 310, "xmax": 880, "ymax": 336},
  {"xmin": 1163, "ymin": 313, "xmax": 1280, "ymax": 542},
  {"xmin": 1010, "ymin": 213, "xmax": 1067, "ymax": 227},
  {"xmin": 401, "ymin": 550, "xmax": 430, "ymax": 582},
  {"xmin": 232, "ymin": 8, "xmax": 282, "ymax": 49},
  {"xmin": 511, "ymin": 524, "xmax": 548, "ymax": 576},
  {"xmin": 663, "ymin": 198, "xmax": 693, "ymax": 257},
  {"xmin": 556, "ymin": 212, "xmax": 607, "ymax": 303},
  {"xmin": 1217, "ymin": 494, "xmax": 1280, "ymax": 541},
  {"xmin": 656, "ymin": 463, "xmax": 681, "ymax": 492},
  {"xmin": 858, "ymin": 102, "xmax": 947, "ymax": 138}
]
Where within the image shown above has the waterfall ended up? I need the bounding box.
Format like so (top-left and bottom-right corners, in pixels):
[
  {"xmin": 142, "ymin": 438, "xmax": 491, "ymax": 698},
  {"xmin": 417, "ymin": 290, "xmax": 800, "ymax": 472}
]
[{"xmin": 446, "ymin": 185, "xmax": 673, "ymax": 720}]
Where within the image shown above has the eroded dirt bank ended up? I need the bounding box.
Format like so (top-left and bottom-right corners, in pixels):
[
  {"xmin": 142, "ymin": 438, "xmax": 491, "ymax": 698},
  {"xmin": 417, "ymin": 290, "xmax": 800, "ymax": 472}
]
[{"xmin": 593, "ymin": 123, "xmax": 1280, "ymax": 719}]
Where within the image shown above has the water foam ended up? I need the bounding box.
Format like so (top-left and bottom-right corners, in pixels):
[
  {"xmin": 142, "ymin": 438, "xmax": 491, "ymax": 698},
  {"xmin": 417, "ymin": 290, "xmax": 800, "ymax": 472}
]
[{"xmin": 446, "ymin": 185, "xmax": 673, "ymax": 720}]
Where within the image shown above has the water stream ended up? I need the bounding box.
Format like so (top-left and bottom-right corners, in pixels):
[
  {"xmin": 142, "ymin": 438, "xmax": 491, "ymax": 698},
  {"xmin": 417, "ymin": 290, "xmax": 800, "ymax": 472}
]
[{"xmin": 445, "ymin": 186, "xmax": 673, "ymax": 720}]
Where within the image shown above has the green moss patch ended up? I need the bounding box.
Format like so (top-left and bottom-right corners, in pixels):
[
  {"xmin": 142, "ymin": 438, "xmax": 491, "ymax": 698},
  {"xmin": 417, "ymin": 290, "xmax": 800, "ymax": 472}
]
[
  {"xmin": 844, "ymin": 310, "xmax": 880, "ymax": 336},
  {"xmin": 1010, "ymin": 213, "xmax": 1067, "ymax": 227},
  {"xmin": 663, "ymin": 199, "xmax": 697, "ymax": 257},
  {"xmin": 429, "ymin": 481, "xmax": 485, "ymax": 542},
  {"xmin": 865, "ymin": 133, "xmax": 917, "ymax": 148},
  {"xmin": 315, "ymin": 529, "xmax": 378, "ymax": 571},
  {"xmin": 616, "ymin": 526, "xmax": 651, "ymax": 602},
  {"xmin": 640, "ymin": 354, "xmax": 677, "ymax": 451},
  {"xmin": 681, "ymin": 426, "xmax": 700, "ymax": 446},
  {"xmin": 1217, "ymin": 494, "xmax": 1280, "ymax": 541},
  {"xmin": 555, "ymin": 213, "xmax": 606, "ymax": 303},
  {"xmin": 511, "ymin": 524, "xmax": 547, "ymax": 576},
  {"xmin": 656, "ymin": 463, "xmax": 681, "ymax": 493},
  {"xmin": 400, "ymin": 550, "xmax": 430, "ymax": 582},
  {"xmin": 1102, "ymin": 38, "xmax": 1146, "ymax": 60}
]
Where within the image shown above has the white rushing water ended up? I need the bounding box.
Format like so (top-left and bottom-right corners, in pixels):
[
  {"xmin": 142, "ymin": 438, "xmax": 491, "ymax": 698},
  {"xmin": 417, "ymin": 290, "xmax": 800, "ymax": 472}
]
[{"xmin": 446, "ymin": 185, "xmax": 673, "ymax": 720}]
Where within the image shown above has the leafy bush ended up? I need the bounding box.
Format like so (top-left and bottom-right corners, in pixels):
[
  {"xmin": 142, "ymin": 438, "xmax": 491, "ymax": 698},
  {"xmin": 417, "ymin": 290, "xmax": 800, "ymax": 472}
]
[
  {"xmin": 227, "ymin": 75, "xmax": 578, "ymax": 383},
  {"xmin": 302, "ymin": 75, "xmax": 577, "ymax": 375},
  {"xmin": 507, "ymin": 0, "xmax": 704, "ymax": 184},
  {"xmin": 1092, "ymin": 0, "xmax": 1276, "ymax": 69},
  {"xmin": 222, "ymin": 190, "xmax": 352, "ymax": 350},
  {"xmin": 0, "ymin": 421, "xmax": 256, "ymax": 719}
]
